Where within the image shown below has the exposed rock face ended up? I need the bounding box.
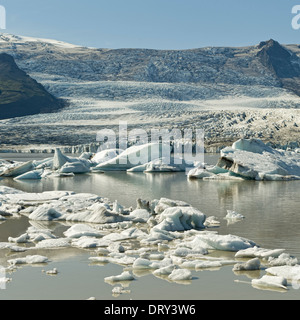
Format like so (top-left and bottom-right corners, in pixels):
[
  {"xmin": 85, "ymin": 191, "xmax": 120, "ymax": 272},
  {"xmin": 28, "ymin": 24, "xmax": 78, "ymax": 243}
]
[
  {"xmin": 0, "ymin": 53, "xmax": 65, "ymax": 120},
  {"xmin": 257, "ymin": 39, "xmax": 300, "ymax": 96}
]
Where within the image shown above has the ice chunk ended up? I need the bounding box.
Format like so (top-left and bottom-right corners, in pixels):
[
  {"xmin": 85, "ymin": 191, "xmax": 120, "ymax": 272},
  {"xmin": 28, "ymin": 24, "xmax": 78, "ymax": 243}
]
[
  {"xmin": 8, "ymin": 233, "xmax": 29, "ymax": 243},
  {"xmin": 155, "ymin": 206, "xmax": 206, "ymax": 231},
  {"xmin": 191, "ymin": 233, "xmax": 256, "ymax": 251},
  {"xmin": 35, "ymin": 238, "xmax": 71, "ymax": 248},
  {"xmin": 154, "ymin": 197, "xmax": 190, "ymax": 214},
  {"xmin": 129, "ymin": 209, "xmax": 150, "ymax": 222},
  {"xmin": 0, "ymin": 161, "xmax": 34, "ymax": 177},
  {"xmin": 104, "ymin": 271, "xmax": 135, "ymax": 282},
  {"xmin": 93, "ymin": 143, "xmax": 162, "ymax": 171},
  {"xmin": 71, "ymin": 236, "xmax": 110, "ymax": 248},
  {"xmin": 63, "ymin": 224, "xmax": 103, "ymax": 238},
  {"xmin": 251, "ymin": 275, "xmax": 287, "ymax": 290},
  {"xmin": 14, "ymin": 169, "xmax": 43, "ymax": 180},
  {"xmin": 64, "ymin": 206, "xmax": 128, "ymax": 224},
  {"xmin": 267, "ymin": 253, "xmax": 298, "ymax": 266},
  {"xmin": 168, "ymin": 269, "xmax": 192, "ymax": 281},
  {"xmin": 187, "ymin": 168, "xmax": 216, "ymax": 179},
  {"xmin": 52, "ymin": 148, "xmax": 70, "ymax": 170},
  {"xmin": 132, "ymin": 258, "xmax": 152, "ymax": 269},
  {"xmin": 91, "ymin": 149, "xmax": 123, "ymax": 164},
  {"xmin": 60, "ymin": 162, "xmax": 90, "ymax": 174},
  {"xmin": 153, "ymin": 265, "xmax": 176, "ymax": 276},
  {"xmin": 8, "ymin": 255, "xmax": 49, "ymax": 265},
  {"xmin": 265, "ymin": 265, "xmax": 300, "ymax": 281},
  {"xmin": 233, "ymin": 258, "xmax": 261, "ymax": 271},
  {"xmin": 6, "ymin": 191, "xmax": 71, "ymax": 203},
  {"xmin": 29, "ymin": 204, "xmax": 62, "ymax": 221},
  {"xmin": 218, "ymin": 139, "xmax": 300, "ymax": 180},
  {"xmin": 235, "ymin": 247, "xmax": 285, "ymax": 259},
  {"xmin": 225, "ymin": 210, "xmax": 245, "ymax": 220}
]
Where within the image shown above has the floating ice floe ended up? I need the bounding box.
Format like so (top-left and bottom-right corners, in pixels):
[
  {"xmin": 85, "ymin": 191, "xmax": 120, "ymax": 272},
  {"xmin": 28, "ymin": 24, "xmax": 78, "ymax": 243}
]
[
  {"xmin": 189, "ymin": 233, "xmax": 256, "ymax": 251},
  {"xmin": 154, "ymin": 206, "xmax": 206, "ymax": 232},
  {"xmin": 217, "ymin": 138, "xmax": 300, "ymax": 181},
  {"xmin": 8, "ymin": 255, "xmax": 49, "ymax": 265},
  {"xmin": 13, "ymin": 169, "xmax": 44, "ymax": 180},
  {"xmin": 225, "ymin": 210, "xmax": 245, "ymax": 222},
  {"xmin": 59, "ymin": 162, "xmax": 90, "ymax": 174},
  {"xmin": 233, "ymin": 258, "xmax": 261, "ymax": 271},
  {"xmin": 128, "ymin": 156, "xmax": 192, "ymax": 173},
  {"xmin": 168, "ymin": 268, "xmax": 192, "ymax": 281},
  {"xmin": 265, "ymin": 265, "xmax": 300, "ymax": 281},
  {"xmin": 251, "ymin": 275, "xmax": 287, "ymax": 291},
  {"xmin": 235, "ymin": 246, "xmax": 286, "ymax": 259},
  {"xmin": 0, "ymin": 161, "xmax": 34, "ymax": 177},
  {"xmin": 63, "ymin": 224, "xmax": 103, "ymax": 239},
  {"xmin": 104, "ymin": 271, "xmax": 135, "ymax": 283}
]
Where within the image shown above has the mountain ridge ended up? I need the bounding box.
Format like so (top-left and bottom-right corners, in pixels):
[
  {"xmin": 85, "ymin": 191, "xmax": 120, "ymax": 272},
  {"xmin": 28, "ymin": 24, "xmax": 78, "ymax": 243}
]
[{"xmin": 0, "ymin": 52, "xmax": 66, "ymax": 120}]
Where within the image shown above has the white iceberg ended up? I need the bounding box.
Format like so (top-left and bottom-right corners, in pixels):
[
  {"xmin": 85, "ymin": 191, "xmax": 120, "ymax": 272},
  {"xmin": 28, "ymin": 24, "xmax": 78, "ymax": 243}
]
[
  {"xmin": 93, "ymin": 143, "xmax": 162, "ymax": 171},
  {"xmin": 217, "ymin": 138, "xmax": 300, "ymax": 180},
  {"xmin": 0, "ymin": 161, "xmax": 34, "ymax": 177}
]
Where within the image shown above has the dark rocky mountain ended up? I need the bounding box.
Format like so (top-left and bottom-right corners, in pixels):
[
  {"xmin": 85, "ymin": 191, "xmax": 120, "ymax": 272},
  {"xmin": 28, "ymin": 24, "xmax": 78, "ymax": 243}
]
[
  {"xmin": 257, "ymin": 39, "xmax": 300, "ymax": 96},
  {"xmin": 0, "ymin": 52, "xmax": 65, "ymax": 120}
]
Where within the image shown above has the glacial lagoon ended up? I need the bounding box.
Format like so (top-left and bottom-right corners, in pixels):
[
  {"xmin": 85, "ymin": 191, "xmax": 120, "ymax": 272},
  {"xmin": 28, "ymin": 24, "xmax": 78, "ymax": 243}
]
[{"xmin": 0, "ymin": 154, "xmax": 299, "ymax": 300}]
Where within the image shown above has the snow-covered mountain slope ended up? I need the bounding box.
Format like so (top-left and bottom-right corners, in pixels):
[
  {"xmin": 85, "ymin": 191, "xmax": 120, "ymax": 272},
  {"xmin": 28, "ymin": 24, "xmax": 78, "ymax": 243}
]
[{"xmin": 0, "ymin": 34, "xmax": 299, "ymax": 150}]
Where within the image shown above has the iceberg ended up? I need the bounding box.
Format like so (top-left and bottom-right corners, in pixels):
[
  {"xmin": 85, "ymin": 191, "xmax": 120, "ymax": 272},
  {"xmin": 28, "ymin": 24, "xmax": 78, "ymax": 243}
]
[
  {"xmin": 217, "ymin": 138, "xmax": 300, "ymax": 180},
  {"xmin": 92, "ymin": 143, "xmax": 163, "ymax": 171},
  {"xmin": 0, "ymin": 161, "xmax": 34, "ymax": 177}
]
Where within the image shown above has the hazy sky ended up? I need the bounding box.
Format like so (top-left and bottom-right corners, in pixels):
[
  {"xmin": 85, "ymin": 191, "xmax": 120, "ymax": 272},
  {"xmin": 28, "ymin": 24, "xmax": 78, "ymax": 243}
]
[{"xmin": 1, "ymin": 0, "xmax": 300, "ymax": 49}]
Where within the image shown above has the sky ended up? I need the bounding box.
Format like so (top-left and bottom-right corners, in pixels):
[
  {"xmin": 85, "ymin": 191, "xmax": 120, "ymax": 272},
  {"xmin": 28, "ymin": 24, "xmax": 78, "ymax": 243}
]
[{"xmin": 0, "ymin": 0, "xmax": 300, "ymax": 49}]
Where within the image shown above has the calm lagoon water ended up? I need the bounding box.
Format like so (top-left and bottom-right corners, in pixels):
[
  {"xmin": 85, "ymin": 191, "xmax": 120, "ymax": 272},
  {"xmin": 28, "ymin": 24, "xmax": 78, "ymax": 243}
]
[{"xmin": 0, "ymin": 154, "xmax": 299, "ymax": 300}]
